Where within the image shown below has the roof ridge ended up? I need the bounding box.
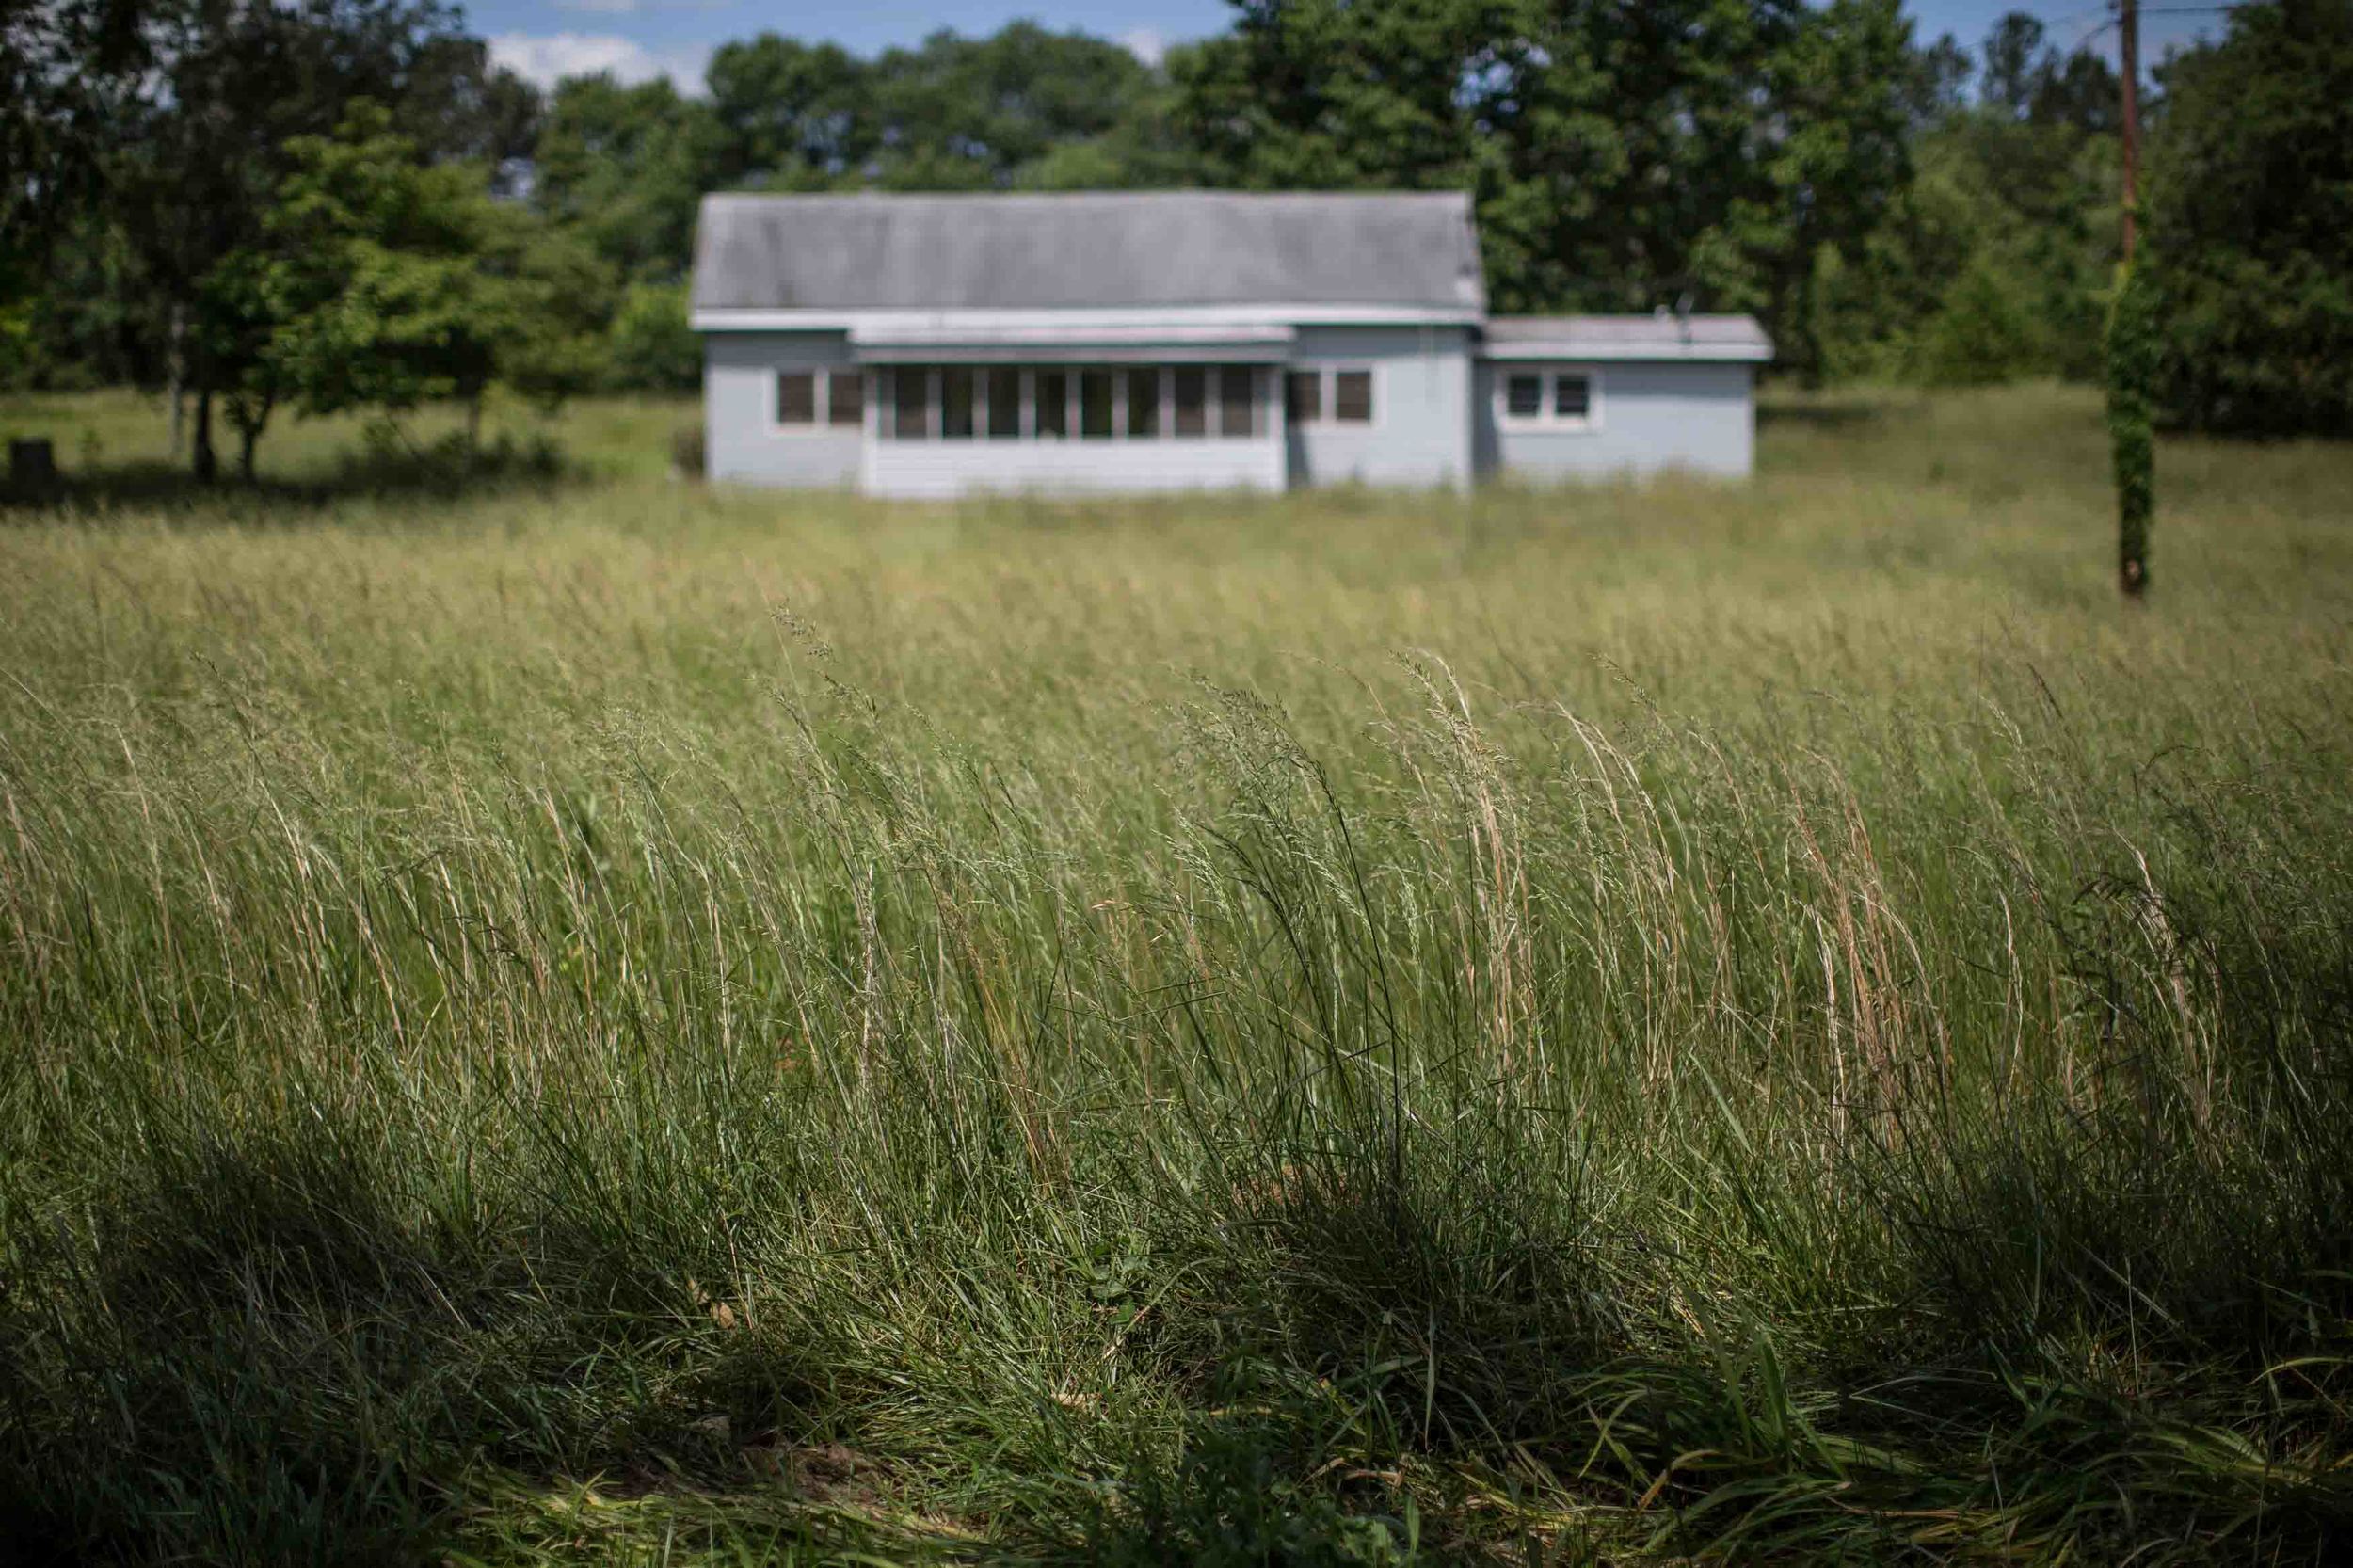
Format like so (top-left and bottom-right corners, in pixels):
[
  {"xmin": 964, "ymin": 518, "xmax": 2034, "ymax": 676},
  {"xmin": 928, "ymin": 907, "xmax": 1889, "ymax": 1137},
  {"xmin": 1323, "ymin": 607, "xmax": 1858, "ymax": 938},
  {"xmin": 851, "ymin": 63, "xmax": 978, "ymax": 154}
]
[{"xmin": 699, "ymin": 189, "xmax": 1472, "ymax": 204}]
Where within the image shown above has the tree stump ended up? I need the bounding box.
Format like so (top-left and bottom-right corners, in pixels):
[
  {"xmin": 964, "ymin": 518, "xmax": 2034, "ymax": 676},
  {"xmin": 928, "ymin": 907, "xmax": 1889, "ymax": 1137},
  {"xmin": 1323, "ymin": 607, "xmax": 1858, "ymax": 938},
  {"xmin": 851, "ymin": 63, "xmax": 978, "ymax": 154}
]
[{"xmin": 9, "ymin": 439, "xmax": 57, "ymax": 490}]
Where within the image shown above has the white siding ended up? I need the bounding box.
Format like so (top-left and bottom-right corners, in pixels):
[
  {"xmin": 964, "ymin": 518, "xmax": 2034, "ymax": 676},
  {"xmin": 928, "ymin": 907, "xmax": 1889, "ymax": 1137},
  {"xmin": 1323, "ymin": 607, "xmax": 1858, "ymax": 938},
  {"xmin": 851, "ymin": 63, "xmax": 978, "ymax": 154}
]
[
  {"xmin": 1477, "ymin": 360, "xmax": 1754, "ymax": 481},
  {"xmin": 865, "ymin": 439, "xmax": 1282, "ymax": 499},
  {"xmin": 704, "ymin": 331, "xmax": 861, "ymax": 487},
  {"xmin": 1287, "ymin": 326, "xmax": 1474, "ymax": 489}
]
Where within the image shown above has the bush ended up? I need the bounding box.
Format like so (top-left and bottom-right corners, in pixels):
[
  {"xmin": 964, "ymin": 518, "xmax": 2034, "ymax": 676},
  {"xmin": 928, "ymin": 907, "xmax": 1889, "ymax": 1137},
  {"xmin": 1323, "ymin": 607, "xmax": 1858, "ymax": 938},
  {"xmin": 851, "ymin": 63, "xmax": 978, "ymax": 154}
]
[
  {"xmin": 670, "ymin": 420, "xmax": 705, "ymax": 479},
  {"xmin": 1916, "ymin": 255, "xmax": 2047, "ymax": 387}
]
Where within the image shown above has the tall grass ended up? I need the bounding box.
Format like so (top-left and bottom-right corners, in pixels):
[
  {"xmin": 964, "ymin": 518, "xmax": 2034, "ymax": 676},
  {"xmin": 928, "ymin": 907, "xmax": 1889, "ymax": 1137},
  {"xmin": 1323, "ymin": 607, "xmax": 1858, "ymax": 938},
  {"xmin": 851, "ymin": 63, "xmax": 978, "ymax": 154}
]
[{"xmin": 2, "ymin": 383, "xmax": 2349, "ymax": 1563}]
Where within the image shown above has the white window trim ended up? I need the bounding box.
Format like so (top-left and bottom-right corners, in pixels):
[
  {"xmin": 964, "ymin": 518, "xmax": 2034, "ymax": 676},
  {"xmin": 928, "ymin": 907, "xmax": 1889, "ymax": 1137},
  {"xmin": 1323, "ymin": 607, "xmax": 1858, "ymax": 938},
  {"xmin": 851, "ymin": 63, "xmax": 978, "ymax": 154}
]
[
  {"xmin": 1497, "ymin": 364, "xmax": 1604, "ymax": 434},
  {"xmin": 771, "ymin": 366, "xmax": 866, "ymax": 436},
  {"xmin": 1286, "ymin": 363, "xmax": 1383, "ymax": 432}
]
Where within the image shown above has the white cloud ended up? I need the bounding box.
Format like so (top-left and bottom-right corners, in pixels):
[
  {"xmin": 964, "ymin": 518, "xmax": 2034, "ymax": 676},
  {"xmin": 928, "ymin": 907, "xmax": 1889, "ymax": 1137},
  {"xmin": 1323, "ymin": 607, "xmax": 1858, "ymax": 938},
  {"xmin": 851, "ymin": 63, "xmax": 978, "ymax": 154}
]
[
  {"xmin": 1119, "ymin": 26, "xmax": 1167, "ymax": 68},
  {"xmin": 488, "ymin": 31, "xmax": 711, "ymax": 91}
]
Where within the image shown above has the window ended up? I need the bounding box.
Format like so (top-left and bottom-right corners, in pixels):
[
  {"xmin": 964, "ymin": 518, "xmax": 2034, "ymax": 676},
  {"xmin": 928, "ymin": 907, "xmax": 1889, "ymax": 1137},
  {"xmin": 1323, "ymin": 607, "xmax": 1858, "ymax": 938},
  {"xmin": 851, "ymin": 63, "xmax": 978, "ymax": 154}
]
[
  {"xmin": 776, "ymin": 371, "xmax": 817, "ymax": 425},
  {"xmin": 859, "ymin": 361, "xmax": 1286, "ymax": 447},
  {"xmin": 1499, "ymin": 366, "xmax": 1601, "ymax": 430},
  {"xmin": 1217, "ymin": 365, "xmax": 1256, "ymax": 437},
  {"xmin": 1173, "ymin": 367, "xmax": 1207, "ymax": 438},
  {"xmin": 940, "ymin": 367, "xmax": 976, "ymax": 439},
  {"xmin": 1285, "ymin": 370, "xmax": 1321, "ymax": 424},
  {"xmin": 826, "ymin": 371, "xmax": 863, "ymax": 427},
  {"xmin": 891, "ymin": 368, "xmax": 929, "ymax": 440},
  {"xmin": 1080, "ymin": 369, "xmax": 1115, "ymax": 439},
  {"xmin": 1035, "ymin": 368, "xmax": 1069, "ymax": 438},
  {"xmin": 1126, "ymin": 368, "xmax": 1160, "ymax": 438},
  {"xmin": 1334, "ymin": 369, "xmax": 1374, "ymax": 424},
  {"xmin": 986, "ymin": 368, "xmax": 1022, "ymax": 439}
]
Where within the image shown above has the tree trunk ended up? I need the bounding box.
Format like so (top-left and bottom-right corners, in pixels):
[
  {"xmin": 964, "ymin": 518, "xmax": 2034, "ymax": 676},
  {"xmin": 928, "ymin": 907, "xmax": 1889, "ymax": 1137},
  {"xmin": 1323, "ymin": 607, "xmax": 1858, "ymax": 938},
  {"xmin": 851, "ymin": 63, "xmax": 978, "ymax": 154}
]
[
  {"xmin": 233, "ymin": 391, "xmax": 272, "ymax": 484},
  {"xmin": 465, "ymin": 392, "xmax": 483, "ymax": 452},
  {"xmin": 167, "ymin": 303, "xmax": 186, "ymax": 458},
  {"xmin": 192, "ymin": 384, "xmax": 216, "ymax": 483}
]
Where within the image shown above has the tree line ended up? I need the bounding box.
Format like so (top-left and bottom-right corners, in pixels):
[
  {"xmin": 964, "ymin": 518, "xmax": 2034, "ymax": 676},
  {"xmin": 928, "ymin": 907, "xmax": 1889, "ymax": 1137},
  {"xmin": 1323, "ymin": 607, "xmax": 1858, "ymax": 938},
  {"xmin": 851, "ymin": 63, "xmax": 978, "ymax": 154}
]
[{"xmin": 3, "ymin": 0, "xmax": 2346, "ymax": 478}]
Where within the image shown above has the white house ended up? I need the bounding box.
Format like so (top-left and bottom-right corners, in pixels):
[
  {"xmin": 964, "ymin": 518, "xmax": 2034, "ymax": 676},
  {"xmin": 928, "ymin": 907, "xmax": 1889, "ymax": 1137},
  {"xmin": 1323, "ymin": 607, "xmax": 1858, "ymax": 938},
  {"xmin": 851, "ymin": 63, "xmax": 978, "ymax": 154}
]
[{"xmin": 689, "ymin": 191, "xmax": 1770, "ymax": 497}]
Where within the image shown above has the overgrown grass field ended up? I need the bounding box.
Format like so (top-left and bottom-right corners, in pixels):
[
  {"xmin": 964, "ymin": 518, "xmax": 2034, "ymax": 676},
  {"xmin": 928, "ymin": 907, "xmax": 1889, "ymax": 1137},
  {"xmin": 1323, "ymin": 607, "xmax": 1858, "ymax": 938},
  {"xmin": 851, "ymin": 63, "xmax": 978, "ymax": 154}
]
[{"xmin": 3, "ymin": 385, "xmax": 2350, "ymax": 1563}]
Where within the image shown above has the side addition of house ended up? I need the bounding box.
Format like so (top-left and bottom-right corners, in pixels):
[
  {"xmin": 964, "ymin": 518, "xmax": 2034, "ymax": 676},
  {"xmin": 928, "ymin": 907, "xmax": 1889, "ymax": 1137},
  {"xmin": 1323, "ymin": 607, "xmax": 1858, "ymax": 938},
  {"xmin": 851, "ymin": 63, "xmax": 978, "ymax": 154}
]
[{"xmin": 689, "ymin": 191, "xmax": 1770, "ymax": 497}]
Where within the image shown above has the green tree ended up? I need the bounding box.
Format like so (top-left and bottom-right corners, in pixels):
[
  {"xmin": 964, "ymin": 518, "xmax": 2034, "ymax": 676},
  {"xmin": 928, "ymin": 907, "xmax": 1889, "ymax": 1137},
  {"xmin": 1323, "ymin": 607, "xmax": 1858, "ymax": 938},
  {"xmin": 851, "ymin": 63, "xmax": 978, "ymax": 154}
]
[
  {"xmin": 265, "ymin": 104, "xmax": 599, "ymax": 444},
  {"xmin": 1172, "ymin": 0, "xmax": 1917, "ymax": 378},
  {"xmin": 607, "ymin": 282, "xmax": 699, "ymax": 392},
  {"xmin": 532, "ymin": 75, "xmax": 712, "ymax": 282},
  {"xmin": 192, "ymin": 247, "xmax": 287, "ymax": 479},
  {"xmin": 1813, "ymin": 12, "xmax": 2121, "ymax": 386},
  {"xmin": 97, "ymin": 0, "xmax": 538, "ymax": 476},
  {"xmin": 869, "ymin": 24, "xmax": 1173, "ymax": 189},
  {"xmin": 0, "ymin": 0, "xmax": 150, "ymax": 302},
  {"xmin": 704, "ymin": 35, "xmax": 873, "ymax": 188},
  {"xmin": 2140, "ymin": 0, "xmax": 2353, "ymax": 436}
]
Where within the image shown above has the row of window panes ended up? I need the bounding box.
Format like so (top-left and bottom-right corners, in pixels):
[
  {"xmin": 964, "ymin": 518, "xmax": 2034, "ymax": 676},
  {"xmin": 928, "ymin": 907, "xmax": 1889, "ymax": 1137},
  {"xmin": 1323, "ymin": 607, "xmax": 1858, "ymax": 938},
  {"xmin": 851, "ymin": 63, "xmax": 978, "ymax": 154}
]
[
  {"xmin": 1502, "ymin": 370, "xmax": 1593, "ymax": 422},
  {"xmin": 778, "ymin": 365, "xmax": 1379, "ymax": 436},
  {"xmin": 872, "ymin": 365, "xmax": 1268, "ymax": 440},
  {"xmin": 1283, "ymin": 368, "xmax": 1375, "ymax": 425},
  {"xmin": 776, "ymin": 369, "xmax": 864, "ymax": 427}
]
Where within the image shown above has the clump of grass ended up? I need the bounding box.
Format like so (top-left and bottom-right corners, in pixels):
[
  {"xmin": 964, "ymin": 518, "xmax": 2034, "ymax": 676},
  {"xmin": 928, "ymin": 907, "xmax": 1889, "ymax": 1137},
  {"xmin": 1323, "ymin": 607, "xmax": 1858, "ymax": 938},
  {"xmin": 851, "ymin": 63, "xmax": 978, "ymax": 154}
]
[{"xmin": 1, "ymin": 383, "xmax": 2350, "ymax": 1562}]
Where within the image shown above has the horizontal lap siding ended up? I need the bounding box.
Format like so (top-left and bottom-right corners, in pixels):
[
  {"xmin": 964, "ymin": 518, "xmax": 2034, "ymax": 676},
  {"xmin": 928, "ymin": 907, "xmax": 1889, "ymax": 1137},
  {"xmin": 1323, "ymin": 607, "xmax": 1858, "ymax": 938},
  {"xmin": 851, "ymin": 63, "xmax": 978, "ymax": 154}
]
[
  {"xmin": 1479, "ymin": 361, "xmax": 1754, "ymax": 481},
  {"xmin": 1288, "ymin": 326, "xmax": 1474, "ymax": 490},
  {"xmin": 706, "ymin": 331, "xmax": 861, "ymax": 488},
  {"xmin": 866, "ymin": 440, "xmax": 1283, "ymax": 499}
]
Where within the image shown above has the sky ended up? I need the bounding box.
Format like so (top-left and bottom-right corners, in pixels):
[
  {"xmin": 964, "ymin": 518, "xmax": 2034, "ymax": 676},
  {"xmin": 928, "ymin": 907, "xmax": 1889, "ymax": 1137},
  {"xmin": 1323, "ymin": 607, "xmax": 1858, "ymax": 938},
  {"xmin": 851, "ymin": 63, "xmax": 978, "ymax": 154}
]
[{"xmin": 472, "ymin": 0, "xmax": 2233, "ymax": 96}]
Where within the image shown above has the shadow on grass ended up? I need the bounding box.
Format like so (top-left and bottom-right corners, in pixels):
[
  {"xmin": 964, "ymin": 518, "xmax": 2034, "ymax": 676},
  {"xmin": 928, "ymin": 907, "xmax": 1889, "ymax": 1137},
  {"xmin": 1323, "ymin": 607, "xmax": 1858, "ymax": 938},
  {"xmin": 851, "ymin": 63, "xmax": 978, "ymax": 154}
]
[
  {"xmin": 1079, "ymin": 1364, "xmax": 1429, "ymax": 1567},
  {"xmin": 0, "ymin": 1112, "xmax": 832, "ymax": 1566},
  {"xmin": 1753, "ymin": 394, "xmax": 1897, "ymax": 430},
  {"xmin": 0, "ymin": 431, "xmax": 583, "ymax": 517}
]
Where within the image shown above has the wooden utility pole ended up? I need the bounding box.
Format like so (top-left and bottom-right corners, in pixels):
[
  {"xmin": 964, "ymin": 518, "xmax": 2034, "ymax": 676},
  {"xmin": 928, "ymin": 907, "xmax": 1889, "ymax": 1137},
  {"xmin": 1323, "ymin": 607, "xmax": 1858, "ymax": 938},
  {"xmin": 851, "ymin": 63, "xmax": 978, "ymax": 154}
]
[
  {"xmin": 2110, "ymin": 0, "xmax": 2153, "ymax": 598},
  {"xmin": 2121, "ymin": 0, "xmax": 2140, "ymax": 260}
]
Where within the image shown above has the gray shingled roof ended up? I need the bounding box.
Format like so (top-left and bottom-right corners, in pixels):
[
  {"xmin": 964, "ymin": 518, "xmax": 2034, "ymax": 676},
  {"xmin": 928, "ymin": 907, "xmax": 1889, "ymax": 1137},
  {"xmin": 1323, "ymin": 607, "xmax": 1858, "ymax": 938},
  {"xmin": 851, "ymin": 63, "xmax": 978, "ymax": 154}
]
[
  {"xmin": 692, "ymin": 191, "xmax": 1485, "ymax": 313},
  {"xmin": 1481, "ymin": 314, "xmax": 1772, "ymax": 361}
]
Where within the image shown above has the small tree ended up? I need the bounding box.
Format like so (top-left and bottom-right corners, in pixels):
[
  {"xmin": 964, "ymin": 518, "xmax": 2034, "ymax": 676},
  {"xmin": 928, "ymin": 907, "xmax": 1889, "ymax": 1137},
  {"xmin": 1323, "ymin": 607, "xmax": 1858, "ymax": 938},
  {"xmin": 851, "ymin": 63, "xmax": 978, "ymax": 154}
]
[
  {"xmin": 193, "ymin": 249, "xmax": 286, "ymax": 480},
  {"xmin": 265, "ymin": 104, "xmax": 598, "ymax": 447}
]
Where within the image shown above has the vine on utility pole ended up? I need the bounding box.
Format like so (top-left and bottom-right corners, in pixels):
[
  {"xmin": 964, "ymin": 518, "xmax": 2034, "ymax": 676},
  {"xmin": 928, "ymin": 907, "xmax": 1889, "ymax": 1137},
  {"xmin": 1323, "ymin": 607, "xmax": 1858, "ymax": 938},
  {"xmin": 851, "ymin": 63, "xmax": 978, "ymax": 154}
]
[{"xmin": 2107, "ymin": 0, "xmax": 2153, "ymax": 599}]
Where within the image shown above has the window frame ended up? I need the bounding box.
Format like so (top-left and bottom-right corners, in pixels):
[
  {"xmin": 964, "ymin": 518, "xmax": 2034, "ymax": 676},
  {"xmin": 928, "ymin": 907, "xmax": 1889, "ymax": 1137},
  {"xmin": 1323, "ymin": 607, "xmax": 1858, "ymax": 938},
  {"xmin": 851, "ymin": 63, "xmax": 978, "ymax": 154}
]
[
  {"xmin": 825, "ymin": 369, "xmax": 865, "ymax": 429},
  {"xmin": 940, "ymin": 365, "xmax": 978, "ymax": 440},
  {"xmin": 1495, "ymin": 364, "xmax": 1603, "ymax": 433},
  {"xmin": 775, "ymin": 367, "xmax": 872, "ymax": 436},
  {"xmin": 853, "ymin": 361, "xmax": 1288, "ymax": 444},
  {"xmin": 1284, "ymin": 368, "xmax": 1323, "ymax": 426},
  {"xmin": 882, "ymin": 365, "xmax": 935, "ymax": 440},
  {"xmin": 1124, "ymin": 366, "xmax": 1163, "ymax": 440},
  {"xmin": 1328, "ymin": 367, "xmax": 1377, "ymax": 427},
  {"xmin": 773, "ymin": 369, "xmax": 820, "ymax": 431},
  {"xmin": 1283, "ymin": 365, "xmax": 1380, "ymax": 430},
  {"xmin": 984, "ymin": 366, "xmax": 1023, "ymax": 440}
]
